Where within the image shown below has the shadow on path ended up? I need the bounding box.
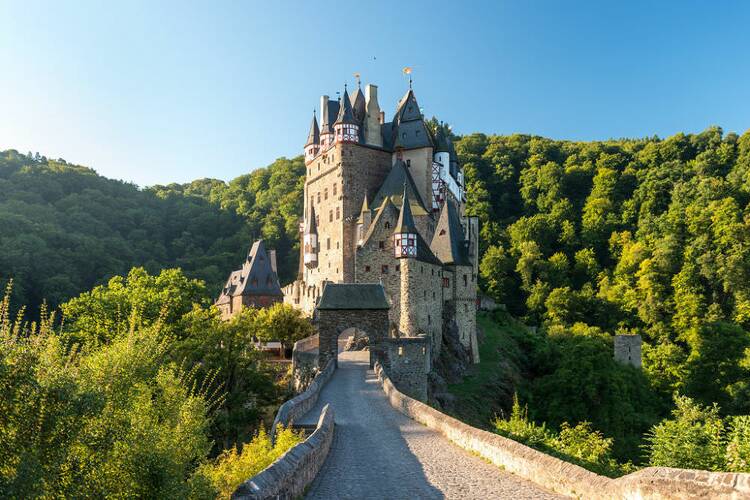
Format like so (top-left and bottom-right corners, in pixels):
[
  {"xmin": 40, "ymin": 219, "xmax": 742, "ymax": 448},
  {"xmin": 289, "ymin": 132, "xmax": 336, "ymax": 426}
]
[{"xmin": 300, "ymin": 348, "xmax": 563, "ymax": 499}]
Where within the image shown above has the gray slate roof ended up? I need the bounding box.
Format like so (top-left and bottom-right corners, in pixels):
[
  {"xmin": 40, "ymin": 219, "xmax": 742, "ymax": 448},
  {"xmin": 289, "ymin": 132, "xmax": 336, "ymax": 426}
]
[
  {"xmin": 394, "ymin": 186, "xmax": 418, "ymax": 234},
  {"xmin": 430, "ymin": 200, "xmax": 471, "ymax": 266},
  {"xmin": 306, "ymin": 113, "xmax": 320, "ymax": 146},
  {"xmin": 305, "ymin": 204, "xmax": 318, "ymax": 234},
  {"xmin": 350, "ymin": 86, "xmax": 366, "ymax": 124},
  {"xmin": 217, "ymin": 240, "xmax": 283, "ymax": 303},
  {"xmin": 371, "ymin": 159, "xmax": 429, "ymax": 214},
  {"xmin": 317, "ymin": 283, "xmax": 390, "ymax": 310},
  {"xmin": 321, "ymin": 99, "xmax": 340, "ymax": 133},
  {"xmin": 335, "ymin": 87, "xmax": 357, "ymax": 125}
]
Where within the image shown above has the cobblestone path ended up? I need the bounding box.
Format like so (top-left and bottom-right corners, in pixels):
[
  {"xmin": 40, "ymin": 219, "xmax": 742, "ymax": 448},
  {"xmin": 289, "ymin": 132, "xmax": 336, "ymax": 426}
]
[{"xmin": 299, "ymin": 350, "xmax": 564, "ymax": 500}]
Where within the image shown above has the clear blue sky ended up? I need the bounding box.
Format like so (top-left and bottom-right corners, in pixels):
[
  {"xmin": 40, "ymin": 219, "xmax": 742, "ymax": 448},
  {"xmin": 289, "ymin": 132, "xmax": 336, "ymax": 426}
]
[{"xmin": 2, "ymin": 0, "xmax": 749, "ymax": 187}]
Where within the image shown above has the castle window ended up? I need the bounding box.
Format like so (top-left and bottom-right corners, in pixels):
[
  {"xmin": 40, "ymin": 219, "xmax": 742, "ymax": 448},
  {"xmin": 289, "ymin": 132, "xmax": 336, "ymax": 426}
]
[
  {"xmin": 327, "ymin": 238, "xmax": 330, "ymax": 250},
  {"xmin": 329, "ymin": 210, "xmax": 333, "ymax": 222},
  {"xmin": 365, "ymin": 265, "xmax": 371, "ymax": 272},
  {"xmin": 406, "ymin": 159, "xmax": 411, "ymax": 167},
  {"xmin": 379, "ymin": 240, "xmax": 384, "ymax": 249},
  {"xmin": 433, "ymin": 291, "xmax": 436, "ymax": 299},
  {"xmin": 324, "ymin": 188, "xmax": 328, "ymax": 200},
  {"xmin": 443, "ymin": 277, "xmax": 450, "ymax": 288},
  {"xmin": 398, "ymin": 346, "xmax": 403, "ymax": 356},
  {"xmin": 316, "ymin": 215, "xmax": 320, "ymax": 226},
  {"xmin": 465, "ymin": 303, "xmax": 469, "ymax": 312},
  {"xmin": 421, "ymin": 266, "xmax": 424, "ymax": 274},
  {"xmin": 424, "ymin": 290, "xmax": 426, "ymax": 298},
  {"xmin": 333, "ymin": 183, "xmax": 337, "ymax": 195},
  {"xmin": 317, "ymin": 192, "xmax": 321, "ymax": 203},
  {"xmin": 439, "ymin": 229, "xmax": 446, "ymax": 236},
  {"xmin": 428, "ymin": 314, "xmax": 431, "ymax": 325},
  {"xmin": 396, "ymin": 265, "xmax": 400, "ymax": 272},
  {"xmin": 431, "ymin": 269, "xmax": 434, "ymax": 276},
  {"xmin": 336, "ymin": 241, "xmax": 340, "ymax": 249},
  {"xmin": 463, "ymin": 274, "xmax": 468, "ymax": 286},
  {"xmin": 385, "ymin": 221, "xmax": 390, "ymax": 229},
  {"xmin": 336, "ymin": 207, "xmax": 340, "ymax": 219},
  {"xmin": 382, "ymin": 265, "xmax": 389, "ymax": 274}
]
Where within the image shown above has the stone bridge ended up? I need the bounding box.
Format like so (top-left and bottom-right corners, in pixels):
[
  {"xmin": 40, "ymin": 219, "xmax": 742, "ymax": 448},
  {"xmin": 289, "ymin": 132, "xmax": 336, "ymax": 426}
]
[{"xmin": 296, "ymin": 348, "xmax": 560, "ymax": 499}]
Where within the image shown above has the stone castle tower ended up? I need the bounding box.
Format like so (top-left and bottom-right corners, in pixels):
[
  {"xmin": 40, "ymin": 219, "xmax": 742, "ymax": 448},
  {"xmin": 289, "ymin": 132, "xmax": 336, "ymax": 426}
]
[{"xmin": 284, "ymin": 81, "xmax": 480, "ymax": 362}]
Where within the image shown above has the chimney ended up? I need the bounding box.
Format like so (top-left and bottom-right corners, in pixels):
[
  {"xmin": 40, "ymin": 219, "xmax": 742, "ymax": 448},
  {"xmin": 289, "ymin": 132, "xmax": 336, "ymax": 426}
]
[
  {"xmin": 364, "ymin": 84, "xmax": 384, "ymax": 147},
  {"xmin": 320, "ymin": 95, "xmax": 329, "ymax": 129},
  {"xmin": 379, "ymin": 111, "xmax": 385, "ymax": 124}
]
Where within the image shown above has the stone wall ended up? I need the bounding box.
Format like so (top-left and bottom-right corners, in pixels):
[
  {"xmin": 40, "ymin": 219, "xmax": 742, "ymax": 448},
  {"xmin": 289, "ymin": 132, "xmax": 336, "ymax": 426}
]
[
  {"xmin": 271, "ymin": 358, "xmax": 334, "ymax": 440},
  {"xmin": 614, "ymin": 334, "xmax": 642, "ymax": 368},
  {"xmin": 374, "ymin": 362, "xmax": 750, "ymax": 499},
  {"xmin": 317, "ymin": 308, "xmax": 389, "ymax": 369},
  {"xmin": 291, "ymin": 334, "xmax": 320, "ymax": 392},
  {"xmin": 232, "ymin": 404, "xmax": 335, "ymax": 500},
  {"xmin": 399, "ymin": 258, "xmax": 443, "ymax": 356},
  {"xmin": 380, "ymin": 337, "xmax": 429, "ymax": 401}
]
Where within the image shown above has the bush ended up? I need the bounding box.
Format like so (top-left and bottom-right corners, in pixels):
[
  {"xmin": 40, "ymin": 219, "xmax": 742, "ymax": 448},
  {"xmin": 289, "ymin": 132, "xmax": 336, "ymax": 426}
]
[
  {"xmin": 725, "ymin": 416, "xmax": 750, "ymax": 472},
  {"xmin": 645, "ymin": 395, "xmax": 726, "ymax": 471},
  {"xmin": 194, "ymin": 426, "xmax": 303, "ymax": 498}
]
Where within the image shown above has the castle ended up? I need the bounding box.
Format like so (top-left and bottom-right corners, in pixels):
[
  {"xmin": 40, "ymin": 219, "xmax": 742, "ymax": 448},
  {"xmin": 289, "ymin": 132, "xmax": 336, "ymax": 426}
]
[{"xmin": 283, "ymin": 81, "xmax": 480, "ymax": 363}]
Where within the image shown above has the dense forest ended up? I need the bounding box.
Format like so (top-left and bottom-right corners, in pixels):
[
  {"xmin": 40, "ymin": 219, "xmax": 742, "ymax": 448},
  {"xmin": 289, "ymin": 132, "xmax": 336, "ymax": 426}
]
[
  {"xmin": 0, "ymin": 150, "xmax": 303, "ymax": 313},
  {"xmin": 461, "ymin": 127, "xmax": 750, "ymax": 468}
]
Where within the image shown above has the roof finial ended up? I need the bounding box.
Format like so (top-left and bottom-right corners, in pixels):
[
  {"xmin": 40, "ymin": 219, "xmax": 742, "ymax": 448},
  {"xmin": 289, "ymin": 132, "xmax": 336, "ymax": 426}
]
[
  {"xmin": 354, "ymin": 72, "xmax": 361, "ymax": 87},
  {"xmin": 409, "ymin": 75, "xmax": 412, "ymax": 89}
]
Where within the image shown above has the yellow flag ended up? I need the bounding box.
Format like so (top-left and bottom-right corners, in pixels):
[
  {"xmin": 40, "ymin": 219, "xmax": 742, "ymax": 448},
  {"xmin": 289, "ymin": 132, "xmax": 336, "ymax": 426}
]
[{"xmin": 402, "ymin": 66, "xmax": 412, "ymax": 75}]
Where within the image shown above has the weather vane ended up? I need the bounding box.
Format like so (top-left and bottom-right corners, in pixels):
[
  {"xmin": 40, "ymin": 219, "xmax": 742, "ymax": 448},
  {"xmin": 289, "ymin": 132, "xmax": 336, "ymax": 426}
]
[{"xmin": 402, "ymin": 66, "xmax": 413, "ymax": 88}]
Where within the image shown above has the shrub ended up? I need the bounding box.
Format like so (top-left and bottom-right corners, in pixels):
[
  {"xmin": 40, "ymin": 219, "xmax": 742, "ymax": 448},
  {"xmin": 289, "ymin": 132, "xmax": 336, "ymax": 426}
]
[{"xmin": 195, "ymin": 425, "xmax": 303, "ymax": 498}]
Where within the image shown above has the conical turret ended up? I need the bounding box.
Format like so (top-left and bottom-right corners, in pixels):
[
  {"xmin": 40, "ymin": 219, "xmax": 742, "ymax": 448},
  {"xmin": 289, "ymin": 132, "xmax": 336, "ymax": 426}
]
[
  {"xmin": 304, "ymin": 111, "xmax": 320, "ymax": 163},
  {"xmin": 334, "ymin": 85, "xmax": 360, "ymax": 143}
]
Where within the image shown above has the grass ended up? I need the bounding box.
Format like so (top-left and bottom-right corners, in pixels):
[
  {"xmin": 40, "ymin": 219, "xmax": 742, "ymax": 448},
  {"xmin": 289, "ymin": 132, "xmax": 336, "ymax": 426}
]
[{"xmin": 446, "ymin": 310, "xmax": 531, "ymax": 428}]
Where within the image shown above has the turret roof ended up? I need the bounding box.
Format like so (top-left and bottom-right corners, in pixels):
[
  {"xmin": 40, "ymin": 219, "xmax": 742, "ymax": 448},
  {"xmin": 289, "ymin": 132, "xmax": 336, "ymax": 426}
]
[
  {"xmin": 305, "ymin": 204, "xmax": 318, "ymax": 234},
  {"xmin": 357, "ymin": 194, "xmax": 370, "ymax": 223},
  {"xmin": 430, "ymin": 200, "xmax": 471, "ymax": 266},
  {"xmin": 306, "ymin": 112, "xmax": 320, "ymax": 146},
  {"xmin": 350, "ymin": 86, "xmax": 366, "ymax": 124},
  {"xmin": 320, "ymin": 99, "xmax": 339, "ymax": 133},
  {"xmin": 394, "ymin": 185, "xmax": 418, "ymax": 234},
  {"xmin": 335, "ymin": 87, "xmax": 357, "ymax": 125},
  {"xmin": 433, "ymin": 125, "xmax": 450, "ymax": 154}
]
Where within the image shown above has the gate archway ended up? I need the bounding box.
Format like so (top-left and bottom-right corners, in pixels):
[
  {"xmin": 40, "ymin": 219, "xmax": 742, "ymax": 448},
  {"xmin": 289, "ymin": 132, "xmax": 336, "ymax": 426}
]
[{"xmin": 316, "ymin": 283, "xmax": 390, "ymax": 369}]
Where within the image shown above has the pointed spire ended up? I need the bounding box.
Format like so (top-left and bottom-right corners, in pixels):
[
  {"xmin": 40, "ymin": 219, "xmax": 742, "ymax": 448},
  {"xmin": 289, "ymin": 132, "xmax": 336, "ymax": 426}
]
[
  {"xmin": 306, "ymin": 110, "xmax": 320, "ymax": 146},
  {"xmin": 305, "ymin": 204, "xmax": 318, "ymax": 235},
  {"xmin": 360, "ymin": 193, "xmax": 369, "ymax": 214},
  {"xmin": 335, "ymin": 86, "xmax": 357, "ymax": 125},
  {"xmin": 394, "ymin": 184, "xmax": 417, "ymax": 234},
  {"xmin": 433, "ymin": 123, "xmax": 450, "ymax": 153}
]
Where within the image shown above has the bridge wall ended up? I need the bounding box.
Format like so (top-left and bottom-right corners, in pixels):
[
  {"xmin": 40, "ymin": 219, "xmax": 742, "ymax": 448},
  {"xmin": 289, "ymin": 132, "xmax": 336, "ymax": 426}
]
[
  {"xmin": 317, "ymin": 308, "xmax": 389, "ymax": 369},
  {"xmin": 271, "ymin": 358, "xmax": 334, "ymax": 441},
  {"xmin": 291, "ymin": 334, "xmax": 320, "ymax": 392},
  {"xmin": 374, "ymin": 362, "xmax": 750, "ymax": 499},
  {"xmin": 232, "ymin": 404, "xmax": 334, "ymax": 500}
]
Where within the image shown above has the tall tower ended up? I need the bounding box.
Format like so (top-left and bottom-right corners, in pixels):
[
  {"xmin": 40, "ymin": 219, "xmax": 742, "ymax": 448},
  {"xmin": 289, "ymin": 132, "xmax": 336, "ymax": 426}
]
[{"xmin": 396, "ymin": 187, "xmax": 420, "ymax": 336}]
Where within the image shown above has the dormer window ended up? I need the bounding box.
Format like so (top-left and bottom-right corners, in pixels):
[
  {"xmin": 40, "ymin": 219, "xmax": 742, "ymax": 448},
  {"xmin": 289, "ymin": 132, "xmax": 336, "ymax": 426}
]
[{"xmin": 385, "ymin": 221, "xmax": 391, "ymax": 229}]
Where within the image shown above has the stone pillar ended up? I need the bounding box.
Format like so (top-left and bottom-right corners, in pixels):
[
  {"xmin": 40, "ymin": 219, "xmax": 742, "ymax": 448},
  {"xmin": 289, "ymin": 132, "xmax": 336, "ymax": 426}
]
[{"xmin": 614, "ymin": 334, "xmax": 642, "ymax": 368}]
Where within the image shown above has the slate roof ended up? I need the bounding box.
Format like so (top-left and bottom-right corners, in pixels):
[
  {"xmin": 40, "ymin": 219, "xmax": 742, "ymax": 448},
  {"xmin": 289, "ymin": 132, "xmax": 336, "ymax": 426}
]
[
  {"xmin": 430, "ymin": 200, "xmax": 471, "ymax": 266},
  {"xmin": 390, "ymin": 89, "xmax": 433, "ymax": 150},
  {"xmin": 305, "ymin": 205, "xmax": 318, "ymax": 234},
  {"xmin": 414, "ymin": 232, "xmax": 443, "ymax": 266},
  {"xmin": 306, "ymin": 113, "xmax": 320, "ymax": 146},
  {"xmin": 394, "ymin": 186, "xmax": 418, "ymax": 234},
  {"xmin": 357, "ymin": 194, "xmax": 370, "ymax": 224},
  {"xmin": 321, "ymin": 99, "xmax": 340, "ymax": 133},
  {"xmin": 350, "ymin": 86, "xmax": 366, "ymax": 124},
  {"xmin": 433, "ymin": 125, "xmax": 450, "ymax": 153},
  {"xmin": 317, "ymin": 283, "xmax": 390, "ymax": 310},
  {"xmin": 335, "ymin": 87, "xmax": 357, "ymax": 125},
  {"xmin": 216, "ymin": 240, "xmax": 283, "ymax": 303},
  {"xmin": 371, "ymin": 159, "xmax": 429, "ymax": 214}
]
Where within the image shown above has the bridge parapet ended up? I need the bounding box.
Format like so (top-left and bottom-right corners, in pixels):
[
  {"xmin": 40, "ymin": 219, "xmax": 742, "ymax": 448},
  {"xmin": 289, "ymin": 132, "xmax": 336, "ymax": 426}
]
[{"xmin": 374, "ymin": 362, "xmax": 750, "ymax": 499}]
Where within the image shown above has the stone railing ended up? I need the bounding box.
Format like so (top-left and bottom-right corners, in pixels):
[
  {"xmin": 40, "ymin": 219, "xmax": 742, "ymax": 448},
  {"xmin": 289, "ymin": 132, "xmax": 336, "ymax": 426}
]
[
  {"xmin": 232, "ymin": 403, "xmax": 334, "ymax": 500},
  {"xmin": 271, "ymin": 357, "xmax": 334, "ymax": 441},
  {"xmin": 374, "ymin": 362, "xmax": 750, "ymax": 499},
  {"xmin": 291, "ymin": 334, "xmax": 320, "ymax": 392}
]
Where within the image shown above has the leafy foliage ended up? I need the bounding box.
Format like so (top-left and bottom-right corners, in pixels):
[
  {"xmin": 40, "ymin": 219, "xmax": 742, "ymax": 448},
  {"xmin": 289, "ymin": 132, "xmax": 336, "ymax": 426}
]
[{"xmin": 0, "ymin": 150, "xmax": 304, "ymax": 315}]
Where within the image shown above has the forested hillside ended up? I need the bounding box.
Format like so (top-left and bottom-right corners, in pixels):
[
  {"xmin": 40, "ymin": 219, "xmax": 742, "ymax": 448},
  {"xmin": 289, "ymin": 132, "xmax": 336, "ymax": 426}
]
[
  {"xmin": 461, "ymin": 127, "xmax": 750, "ymax": 467},
  {"xmin": 0, "ymin": 150, "xmax": 304, "ymax": 312}
]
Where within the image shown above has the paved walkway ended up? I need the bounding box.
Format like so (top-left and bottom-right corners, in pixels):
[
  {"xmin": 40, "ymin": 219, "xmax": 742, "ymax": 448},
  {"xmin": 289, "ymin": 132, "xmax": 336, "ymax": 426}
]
[{"xmin": 299, "ymin": 349, "xmax": 563, "ymax": 500}]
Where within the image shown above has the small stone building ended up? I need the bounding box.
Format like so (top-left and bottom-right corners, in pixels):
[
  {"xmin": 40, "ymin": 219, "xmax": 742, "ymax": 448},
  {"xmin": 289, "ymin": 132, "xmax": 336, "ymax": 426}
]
[{"xmin": 216, "ymin": 240, "xmax": 283, "ymax": 319}]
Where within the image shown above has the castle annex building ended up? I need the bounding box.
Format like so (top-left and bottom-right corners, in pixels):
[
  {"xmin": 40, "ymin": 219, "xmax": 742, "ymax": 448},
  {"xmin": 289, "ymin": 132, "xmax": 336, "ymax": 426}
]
[
  {"xmin": 283, "ymin": 81, "xmax": 480, "ymax": 362},
  {"xmin": 216, "ymin": 240, "xmax": 283, "ymax": 319}
]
